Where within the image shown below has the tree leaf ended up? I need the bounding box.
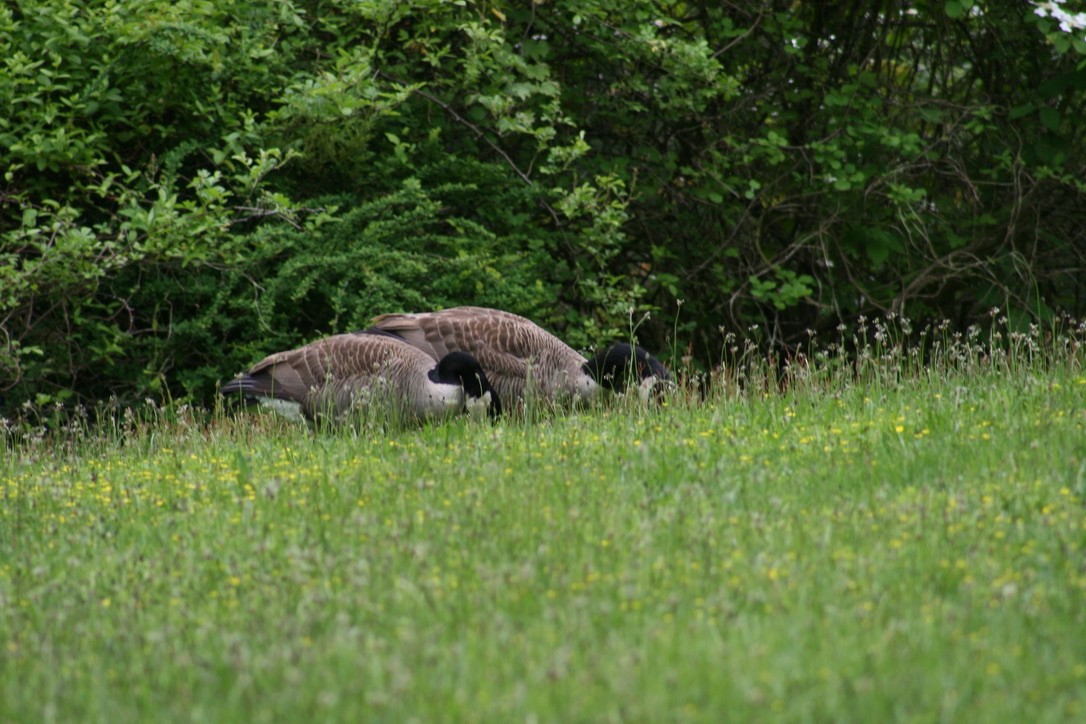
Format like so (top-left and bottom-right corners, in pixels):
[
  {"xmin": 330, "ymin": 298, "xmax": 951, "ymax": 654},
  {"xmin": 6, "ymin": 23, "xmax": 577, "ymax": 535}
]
[
  {"xmin": 1008, "ymin": 103, "xmax": 1035, "ymax": 120},
  {"xmin": 1039, "ymin": 107, "xmax": 1060, "ymax": 132}
]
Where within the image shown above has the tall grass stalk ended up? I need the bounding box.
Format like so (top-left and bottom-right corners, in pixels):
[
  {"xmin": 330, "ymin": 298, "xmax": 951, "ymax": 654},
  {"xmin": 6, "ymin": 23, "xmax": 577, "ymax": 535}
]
[{"xmin": 2, "ymin": 317, "xmax": 1085, "ymax": 721}]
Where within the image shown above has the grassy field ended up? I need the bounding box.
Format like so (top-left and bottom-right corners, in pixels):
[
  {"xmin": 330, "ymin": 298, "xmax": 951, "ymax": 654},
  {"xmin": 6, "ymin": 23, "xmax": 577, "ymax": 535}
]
[{"xmin": 3, "ymin": 328, "xmax": 1086, "ymax": 721}]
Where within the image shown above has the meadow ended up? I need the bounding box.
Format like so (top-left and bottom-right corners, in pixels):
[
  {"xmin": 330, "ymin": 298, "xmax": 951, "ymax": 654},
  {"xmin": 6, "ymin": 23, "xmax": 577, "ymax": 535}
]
[{"xmin": 2, "ymin": 321, "xmax": 1086, "ymax": 721}]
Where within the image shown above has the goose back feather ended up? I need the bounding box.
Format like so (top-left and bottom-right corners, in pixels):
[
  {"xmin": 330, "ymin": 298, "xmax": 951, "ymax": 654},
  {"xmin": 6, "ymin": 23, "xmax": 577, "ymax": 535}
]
[
  {"xmin": 366, "ymin": 307, "xmax": 594, "ymax": 405},
  {"xmin": 220, "ymin": 333, "xmax": 499, "ymax": 421},
  {"xmin": 365, "ymin": 306, "xmax": 670, "ymax": 405}
]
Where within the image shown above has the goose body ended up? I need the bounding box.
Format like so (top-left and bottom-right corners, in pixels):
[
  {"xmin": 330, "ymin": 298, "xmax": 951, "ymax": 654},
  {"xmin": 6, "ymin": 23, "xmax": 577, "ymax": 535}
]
[
  {"xmin": 220, "ymin": 333, "xmax": 500, "ymax": 421},
  {"xmin": 363, "ymin": 306, "xmax": 670, "ymax": 406}
]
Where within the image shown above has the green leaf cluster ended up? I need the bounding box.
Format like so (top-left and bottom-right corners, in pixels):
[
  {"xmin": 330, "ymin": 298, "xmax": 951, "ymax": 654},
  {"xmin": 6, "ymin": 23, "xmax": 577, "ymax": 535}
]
[{"xmin": 4, "ymin": 0, "xmax": 1086, "ymax": 409}]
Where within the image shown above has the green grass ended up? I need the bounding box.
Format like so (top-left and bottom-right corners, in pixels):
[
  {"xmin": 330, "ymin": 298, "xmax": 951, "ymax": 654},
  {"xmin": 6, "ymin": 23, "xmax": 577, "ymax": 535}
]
[{"xmin": 3, "ymin": 342, "xmax": 1086, "ymax": 721}]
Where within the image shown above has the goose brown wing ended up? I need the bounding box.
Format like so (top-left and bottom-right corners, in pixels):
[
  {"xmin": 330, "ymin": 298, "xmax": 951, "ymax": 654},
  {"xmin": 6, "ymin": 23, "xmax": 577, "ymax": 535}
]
[
  {"xmin": 241, "ymin": 348, "xmax": 319, "ymax": 402},
  {"xmin": 440, "ymin": 307, "xmax": 592, "ymax": 400},
  {"xmin": 469, "ymin": 344, "xmax": 528, "ymax": 407},
  {"xmin": 370, "ymin": 307, "xmax": 590, "ymax": 403},
  {"xmin": 367, "ymin": 313, "xmax": 452, "ymax": 359},
  {"xmin": 242, "ymin": 334, "xmax": 425, "ymax": 417},
  {"xmin": 371, "ymin": 308, "xmax": 535, "ymax": 400}
]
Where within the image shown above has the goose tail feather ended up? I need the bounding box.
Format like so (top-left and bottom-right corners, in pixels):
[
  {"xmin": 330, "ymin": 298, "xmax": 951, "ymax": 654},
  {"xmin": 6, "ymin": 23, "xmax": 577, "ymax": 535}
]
[{"xmin": 220, "ymin": 374, "xmax": 265, "ymax": 402}]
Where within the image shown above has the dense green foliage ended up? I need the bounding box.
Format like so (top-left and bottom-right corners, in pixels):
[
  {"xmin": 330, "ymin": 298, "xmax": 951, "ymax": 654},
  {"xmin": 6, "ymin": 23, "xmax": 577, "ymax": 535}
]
[
  {"xmin": 3, "ymin": 331, "xmax": 1085, "ymax": 720},
  {"xmin": 3, "ymin": 0, "xmax": 1086, "ymax": 408}
]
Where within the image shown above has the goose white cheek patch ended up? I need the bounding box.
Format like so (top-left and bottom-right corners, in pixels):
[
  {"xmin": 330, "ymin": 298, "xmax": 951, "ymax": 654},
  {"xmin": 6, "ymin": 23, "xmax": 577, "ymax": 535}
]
[
  {"xmin": 569, "ymin": 372, "xmax": 598, "ymax": 400},
  {"xmin": 429, "ymin": 385, "xmax": 464, "ymax": 415},
  {"xmin": 638, "ymin": 375, "xmax": 660, "ymax": 402},
  {"xmin": 465, "ymin": 391, "xmax": 492, "ymax": 417}
]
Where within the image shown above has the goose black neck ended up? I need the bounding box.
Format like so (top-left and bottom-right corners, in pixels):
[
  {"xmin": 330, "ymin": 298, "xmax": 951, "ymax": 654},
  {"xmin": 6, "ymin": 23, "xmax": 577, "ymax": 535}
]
[
  {"xmin": 431, "ymin": 351, "xmax": 503, "ymax": 417},
  {"xmin": 584, "ymin": 343, "xmax": 671, "ymax": 391}
]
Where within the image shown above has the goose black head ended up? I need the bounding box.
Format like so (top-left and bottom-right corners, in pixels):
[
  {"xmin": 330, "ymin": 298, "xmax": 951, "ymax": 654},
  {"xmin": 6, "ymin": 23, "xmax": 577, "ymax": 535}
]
[
  {"xmin": 431, "ymin": 351, "xmax": 503, "ymax": 418},
  {"xmin": 583, "ymin": 343, "xmax": 672, "ymax": 399}
]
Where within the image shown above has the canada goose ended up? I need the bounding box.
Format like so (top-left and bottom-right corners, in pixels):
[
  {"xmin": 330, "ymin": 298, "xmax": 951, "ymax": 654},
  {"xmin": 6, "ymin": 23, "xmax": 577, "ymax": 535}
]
[
  {"xmin": 220, "ymin": 333, "xmax": 501, "ymax": 422},
  {"xmin": 362, "ymin": 306, "xmax": 670, "ymax": 406}
]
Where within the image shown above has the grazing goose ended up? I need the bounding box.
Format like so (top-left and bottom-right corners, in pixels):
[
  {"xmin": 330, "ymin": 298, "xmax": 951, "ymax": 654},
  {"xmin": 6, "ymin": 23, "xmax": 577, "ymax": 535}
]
[
  {"xmin": 362, "ymin": 306, "xmax": 670, "ymax": 407},
  {"xmin": 220, "ymin": 333, "xmax": 501, "ymax": 422}
]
